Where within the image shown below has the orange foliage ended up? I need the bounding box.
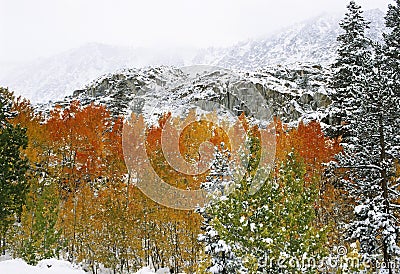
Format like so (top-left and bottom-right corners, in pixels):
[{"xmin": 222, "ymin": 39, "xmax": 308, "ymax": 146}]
[
  {"xmin": 11, "ymin": 96, "xmax": 346, "ymax": 272},
  {"xmin": 275, "ymin": 118, "xmax": 342, "ymax": 178},
  {"xmin": 46, "ymin": 101, "xmax": 125, "ymax": 194}
]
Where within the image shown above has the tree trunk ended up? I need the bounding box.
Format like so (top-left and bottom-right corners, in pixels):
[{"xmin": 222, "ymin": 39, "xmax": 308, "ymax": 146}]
[
  {"xmin": 379, "ymin": 111, "xmax": 392, "ymax": 274},
  {"xmin": 0, "ymin": 235, "xmax": 4, "ymax": 255}
]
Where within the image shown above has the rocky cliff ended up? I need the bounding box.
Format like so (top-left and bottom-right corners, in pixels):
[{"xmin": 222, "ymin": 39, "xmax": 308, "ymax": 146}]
[{"xmin": 41, "ymin": 64, "xmax": 333, "ymax": 126}]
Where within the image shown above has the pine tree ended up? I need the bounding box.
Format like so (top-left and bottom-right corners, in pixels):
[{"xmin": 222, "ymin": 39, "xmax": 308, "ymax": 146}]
[
  {"xmin": 197, "ymin": 208, "xmax": 241, "ymax": 274},
  {"xmin": 261, "ymin": 152, "xmax": 326, "ymax": 273},
  {"xmin": 383, "ymin": 0, "xmax": 400, "ymax": 93},
  {"xmin": 329, "ymin": 2, "xmax": 400, "ymax": 272},
  {"xmin": 201, "ymin": 144, "xmax": 235, "ymax": 200},
  {"xmin": 0, "ymin": 87, "xmax": 29, "ymax": 255},
  {"xmin": 329, "ymin": 0, "xmax": 372, "ymax": 137},
  {"xmin": 200, "ymin": 128, "xmax": 327, "ymax": 274},
  {"xmin": 197, "ymin": 144, "xmax": 243, "ymax": 274},
  {"xmin": 213, "ymin": 151, "xmax": 326, "ymax": 273},
  {"xmin": 383, "ymin": 0, "xmax": 400, "ymax": 153}
]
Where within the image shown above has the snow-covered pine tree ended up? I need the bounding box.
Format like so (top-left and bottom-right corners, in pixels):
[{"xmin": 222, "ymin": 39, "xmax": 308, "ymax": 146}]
[
  {"xmin": 199, "ymin": 128, "xmax": 327, "ymax": 273},
  {"xmin": 0, "ymin": 87, "xmax": 29, "ymax": 255},
  {"xmin": 201, "ymin": 133, "xmax": 264, "ymax": 274},
  {"xmin": 329, "ymin": 0, "xmax": 372, "ymax": 138},
  {"xmin": 384, "ymin": 0, "xmax": 400, "ymax": 92},
  {"xmin": 197, "ymin": 208, "xmax": 241, "ymax": 274},
  {"xmin": 383, "ymin": 0, "xmax": 400, "ymax": 165},
  {"xmin": 201, "ymin": 143, "xmax": 235, "ymax": 200},
  {"xmin": 197, "ymin": 143, "xmax": 243, "ymax": 274},
  {"xmin": 383, "ymin": 0, "xmax": 400, "ymax": 140},
  {"xmin": 330, "ymin": 1, "xmax": 400, "ymax": 272},
  {"xmin": 214, "ymin": 151, "xmax": 326, "ymax": 274}
]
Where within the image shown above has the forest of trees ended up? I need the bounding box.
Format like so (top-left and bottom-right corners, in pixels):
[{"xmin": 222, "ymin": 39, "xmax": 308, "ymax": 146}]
[{"xmin": 0, "ymin": 1, "xmax": 399, "ymax": 273}]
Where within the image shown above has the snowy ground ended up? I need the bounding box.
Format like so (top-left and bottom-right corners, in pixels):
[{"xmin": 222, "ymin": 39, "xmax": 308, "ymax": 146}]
[
  {"xmin": 0, "ymin": 258, "xmax": 165, "ymax": 274},
  {"xmin": 0, "ymin": 258, "xmax": 86, "ymax": 274}
]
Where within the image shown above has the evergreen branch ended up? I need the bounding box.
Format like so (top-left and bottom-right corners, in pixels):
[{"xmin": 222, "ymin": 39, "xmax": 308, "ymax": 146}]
[{"xmin": 342, "ymin": 164, "xmax": 383, "ymax": 171}]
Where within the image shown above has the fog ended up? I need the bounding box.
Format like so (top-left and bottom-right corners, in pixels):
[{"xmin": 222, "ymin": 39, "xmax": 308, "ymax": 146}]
[{"xmin": 0, "ymin": 0, "xmax": 391, "ymax": 64}]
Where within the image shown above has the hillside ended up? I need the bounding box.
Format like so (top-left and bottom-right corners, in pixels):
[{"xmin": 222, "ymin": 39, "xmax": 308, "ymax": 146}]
[
  {"xmin": 39, "ymin": 64, "xmax": 332, "ymax": 128},
  {"xmin": 193, "ymin": 9, "xmax": 385, "ymax": 69},
  {"xmin": 0, "ymin": 9, "xmax": 385, "ymax": 104}
]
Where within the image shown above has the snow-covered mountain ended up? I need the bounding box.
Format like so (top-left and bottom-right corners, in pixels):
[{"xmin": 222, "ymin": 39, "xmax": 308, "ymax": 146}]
[
  {"xmin": 0, "ymin": 43, "xmax": 196, "ymax": 103},
  {"xmin": 0, "ymin": 9, "xmax": 385, "ymax": 104},
  {"xmin": 193, "ymin": 9, "xmax": 386, "ymax": 69},
  {"xmin": 40, "ymin": 64, "xmax": 332, "ymax": 127}
]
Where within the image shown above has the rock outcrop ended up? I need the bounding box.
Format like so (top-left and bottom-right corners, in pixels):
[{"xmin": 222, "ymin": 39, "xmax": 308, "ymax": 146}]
[{"xmin": 42, "ymin": 64, "xmax": 333, "ymax": 126}]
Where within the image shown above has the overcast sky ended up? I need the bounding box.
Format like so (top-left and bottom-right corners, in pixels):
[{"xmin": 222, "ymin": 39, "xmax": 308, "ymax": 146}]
[{"xmin": 0, "ymin": 0, "xmax": 392, "ymax": 64}]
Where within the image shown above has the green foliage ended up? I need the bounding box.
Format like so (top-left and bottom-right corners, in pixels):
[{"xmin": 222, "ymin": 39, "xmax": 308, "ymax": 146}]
[
  {"xmin": 198, "ymin": 145, "xmax": 245, "ymax": 274},
  {"xmin": 209, "ymin": 131, "xmax": 327, "ymax": 273},
  {"xmin": 13, "ymin": 177, "xmax": 61, "ymax": 264},
  {"xmin": 0, "ymin": 87, "xmax": 29, "ymax": 253},
  {"xmin": 258, "ymin": 152, "xmax": 326, "ymax": 273}
]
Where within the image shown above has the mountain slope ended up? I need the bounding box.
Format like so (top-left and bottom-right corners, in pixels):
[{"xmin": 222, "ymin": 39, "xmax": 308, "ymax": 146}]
[
  {"xmin": 193, "ymin": 9, "xmax": 386, "ymax": 69},
  {"xmin": 40, "ymin": 64, "xmax": 332, "ymax": 128},
  {"xmin": 0, "ymin": 9, "xmax": 385, "ymax": 104},
  {"xmin": 0, "ymin": 43, "xmax": 194, "ymax": 103}
]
